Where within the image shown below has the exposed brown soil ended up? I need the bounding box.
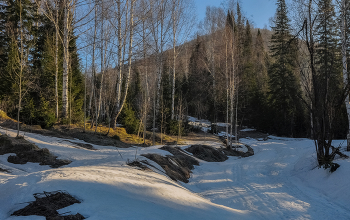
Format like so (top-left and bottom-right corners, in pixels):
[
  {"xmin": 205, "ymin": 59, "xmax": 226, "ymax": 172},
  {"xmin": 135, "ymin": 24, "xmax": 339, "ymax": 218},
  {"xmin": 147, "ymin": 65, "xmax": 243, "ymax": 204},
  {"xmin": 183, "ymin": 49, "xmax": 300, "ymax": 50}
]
[
  {"xmin": 185, "ymin": 145, "xmax": 228, "ymax": 162},
  {"xmin": 12, "ymin": 191, "xmax": 84, "ymax": 220},
  {"xmin": 0, "ymin": 135, "xmax": 71, "ymax": 168}
]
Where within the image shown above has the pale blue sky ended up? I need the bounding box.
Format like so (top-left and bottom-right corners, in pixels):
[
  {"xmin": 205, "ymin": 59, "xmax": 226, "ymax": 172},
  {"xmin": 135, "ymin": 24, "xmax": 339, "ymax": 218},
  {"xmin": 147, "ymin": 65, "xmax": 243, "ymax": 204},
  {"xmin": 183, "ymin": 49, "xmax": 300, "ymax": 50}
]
[{"xmin": 195, "ymin": 0, "xmax": 277, "ymax": 29}]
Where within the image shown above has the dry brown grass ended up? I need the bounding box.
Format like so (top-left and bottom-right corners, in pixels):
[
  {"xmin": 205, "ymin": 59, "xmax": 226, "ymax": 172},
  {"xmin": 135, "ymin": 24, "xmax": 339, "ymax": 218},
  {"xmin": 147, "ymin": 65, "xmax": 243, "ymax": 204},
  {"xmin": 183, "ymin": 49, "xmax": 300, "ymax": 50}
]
[
  {"xmin": 0, "ymin": 110, "xmax": 20, "ymax": 130},
  {"xmin": 0, "ymin": 110, "xmax": 180, "ymax": 147}
]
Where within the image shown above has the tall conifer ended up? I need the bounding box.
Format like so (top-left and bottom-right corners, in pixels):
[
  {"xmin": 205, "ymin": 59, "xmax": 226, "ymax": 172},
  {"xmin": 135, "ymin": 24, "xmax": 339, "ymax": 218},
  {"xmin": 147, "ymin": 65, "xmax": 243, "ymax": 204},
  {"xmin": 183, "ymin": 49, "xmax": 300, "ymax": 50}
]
[{"xmin": 268, "ymin": 0, "xmax": 304, "ymax": 136}]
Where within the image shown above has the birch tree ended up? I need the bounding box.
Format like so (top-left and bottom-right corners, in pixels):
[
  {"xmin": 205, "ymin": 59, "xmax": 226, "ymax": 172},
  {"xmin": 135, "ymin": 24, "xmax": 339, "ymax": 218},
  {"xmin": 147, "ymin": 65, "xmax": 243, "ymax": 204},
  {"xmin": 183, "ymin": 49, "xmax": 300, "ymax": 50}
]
[
  {"xmin": 111, "ymin": 0, "xmax": 136, "ymax": 129},
  {"xmin": 201, "ymin": 6, "xmax": 225, "ymax": 125},
  {"xmin": 170, "ymin": 0, "xmax": 194, "ymax": 120}
]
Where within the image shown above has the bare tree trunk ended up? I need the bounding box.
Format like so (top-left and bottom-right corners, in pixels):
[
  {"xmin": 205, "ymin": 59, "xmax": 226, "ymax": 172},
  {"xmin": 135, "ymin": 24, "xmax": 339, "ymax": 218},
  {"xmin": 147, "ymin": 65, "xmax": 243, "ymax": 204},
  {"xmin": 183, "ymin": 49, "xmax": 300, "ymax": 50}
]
[
  {"xmin": 229, "ymin": 13, "xmax": 235, "ymax": 149},
  {"xmin": 225, "ymin": 26, "xmax": 229, "ymax": 147},
  {"xmin": 17, "ymin": 1, "xmax": 25, "ymax": 137},
  {"xmin": 89, "ymin": 5, "xmax": 97, "ymax": 127},
  {"xmin": 55, "ymin": 0, "xmax": 59, "ymax": 119},
  {"xmin": 112, "ymin": 0, "xmax": 135, "ymax": 125},
  {"xmin": 62, "ymin": 0, "xmax": 69, "ymax": 118},
  {"xmin": 171, "ymin": 27, "xmax": 176, "ymax": 121},
  {"xmin": 84, "ymin": 60, "xmax": 87, "ymax": 132},
  {"xmin": 235, "ymin": 78, "xmax": 238, "ymax": 143},
  {"xmin": 112, "ymin": 0, "xmax": 124, "ymax": 129},
  {"xmin": 96, "ymin": 1, "xmax": 105, "ymax": 132},
  {"xmin": 171, "ymin": 0, "xmax": 177, "ymax": 120}
]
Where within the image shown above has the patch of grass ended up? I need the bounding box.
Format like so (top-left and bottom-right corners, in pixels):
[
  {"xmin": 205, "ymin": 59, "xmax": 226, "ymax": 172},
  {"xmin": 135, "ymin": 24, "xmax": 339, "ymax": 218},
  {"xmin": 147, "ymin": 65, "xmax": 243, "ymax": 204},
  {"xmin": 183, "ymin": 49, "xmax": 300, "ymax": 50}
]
[
  {"xmin": 0, "ymin": 110, "xmax": 11, "ymax": 120},
  {"xmin": 0, "ymin": 109, "xmax": 180, "ymax": 147}
]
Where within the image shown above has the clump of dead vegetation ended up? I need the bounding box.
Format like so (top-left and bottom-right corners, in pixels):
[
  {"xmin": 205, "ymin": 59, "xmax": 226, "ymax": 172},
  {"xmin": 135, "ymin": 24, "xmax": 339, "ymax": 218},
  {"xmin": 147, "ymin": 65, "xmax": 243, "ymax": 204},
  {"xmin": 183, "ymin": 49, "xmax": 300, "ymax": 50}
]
[
  {"xmin": 136, "ymin": 144, "xmax": 255, "ymax": 183},
  {"xmin": 185, "ymin": 145, "xmax": 228, "ymax": 162},
  {"xmin": 12, "ymin": 191, "xmax": 85, "ymax": 220},
  {"xmin": 142, "ymin": 146, "xmax": 199, "ymax": 183},
  {"xmin": 0, "ymin": 135, "xmax": 71, "ymax": 168},
  {"xmin": 126, "ymin": 159, "xmax": 152, "ymax": 171}
]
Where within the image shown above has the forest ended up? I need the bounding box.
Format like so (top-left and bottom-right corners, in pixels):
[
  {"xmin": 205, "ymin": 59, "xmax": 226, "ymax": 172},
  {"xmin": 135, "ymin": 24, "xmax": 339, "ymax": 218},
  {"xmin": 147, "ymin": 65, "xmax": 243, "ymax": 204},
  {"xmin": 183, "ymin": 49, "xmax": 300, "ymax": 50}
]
[
  {"xmin": 3, "ymin": 1, "xmax": 350, "ymax": 219},
  {"xmin": 1, "ymin": 0, "xmax": 350, "ymax": 167}
]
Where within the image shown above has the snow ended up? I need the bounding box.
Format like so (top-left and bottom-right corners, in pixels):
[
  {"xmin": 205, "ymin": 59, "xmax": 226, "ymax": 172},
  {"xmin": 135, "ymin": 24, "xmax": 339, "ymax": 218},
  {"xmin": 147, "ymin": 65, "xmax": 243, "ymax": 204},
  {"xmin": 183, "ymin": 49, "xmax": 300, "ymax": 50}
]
[
  {"xmin": 187, "ymin": 116, "xmax": 211, "ymax": 132},
  {"xmin": 240, "ymin": 128, "xmax": 256, "ymax": 132},
  {"xmin": 1, "ymin": 127, "xmax": 350, "ymax": 219}
]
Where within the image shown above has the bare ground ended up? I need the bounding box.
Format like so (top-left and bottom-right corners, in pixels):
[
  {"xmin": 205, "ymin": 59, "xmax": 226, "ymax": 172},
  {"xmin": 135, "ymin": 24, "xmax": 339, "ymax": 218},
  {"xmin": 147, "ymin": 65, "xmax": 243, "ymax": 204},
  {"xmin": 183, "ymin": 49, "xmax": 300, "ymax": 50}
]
[{"xmin": 0, "ymin": 134, "xmax": 71, "ymax": 168}]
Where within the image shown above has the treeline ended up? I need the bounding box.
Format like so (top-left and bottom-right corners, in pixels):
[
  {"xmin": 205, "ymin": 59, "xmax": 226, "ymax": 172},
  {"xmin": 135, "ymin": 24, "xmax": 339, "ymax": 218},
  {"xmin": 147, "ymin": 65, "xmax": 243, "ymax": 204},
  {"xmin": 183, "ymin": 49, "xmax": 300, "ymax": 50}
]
[
  {"xmin": 1, "ymin": 0, "xmax": 350, "ymax": 156},
  {"xmin": 0, "ymin": 0, "xmax": 84, "ymax": 129}
]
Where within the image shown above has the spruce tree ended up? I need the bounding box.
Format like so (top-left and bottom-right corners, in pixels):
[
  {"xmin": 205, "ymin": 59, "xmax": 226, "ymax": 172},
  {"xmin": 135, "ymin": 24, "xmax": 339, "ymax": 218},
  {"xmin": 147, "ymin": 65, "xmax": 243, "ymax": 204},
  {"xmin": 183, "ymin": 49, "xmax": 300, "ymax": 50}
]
[
  {"xmin": 268, "ymin": 0, "xmax": 304, "ymax": 136},
  {"xmin": 311, "ymin": 0, "xmax": 345, "ymax": 163},
  {"xmin": 246, "ymin": 29, "xmax": 269, "ymax": 131},
  {"xmin": 242, "ymin": 20, "xmax": 254, "ymax": 113}
]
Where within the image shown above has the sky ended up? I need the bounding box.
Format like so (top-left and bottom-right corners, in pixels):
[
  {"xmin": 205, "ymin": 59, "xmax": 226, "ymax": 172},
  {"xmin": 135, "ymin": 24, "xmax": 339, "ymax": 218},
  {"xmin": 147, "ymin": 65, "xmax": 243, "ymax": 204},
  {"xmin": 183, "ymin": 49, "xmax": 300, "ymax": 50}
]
[{"xmin": 195, "ymin": 0, "xmax": 277, "ymax": 29}]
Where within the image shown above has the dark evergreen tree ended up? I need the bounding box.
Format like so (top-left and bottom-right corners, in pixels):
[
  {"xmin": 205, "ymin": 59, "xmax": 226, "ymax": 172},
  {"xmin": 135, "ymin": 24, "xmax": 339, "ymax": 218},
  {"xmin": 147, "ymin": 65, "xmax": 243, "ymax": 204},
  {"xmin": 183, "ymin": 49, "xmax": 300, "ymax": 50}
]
[
  {"xmin": 0, "ymin": 0, "xmax": 39, "ymax": 119},
  {"xmin": 241, "ymin": 20, "xmax": 255, "ymax": 124},
  {"xmin": 0, "ymin": 0, "xmax": 83, "ymax": 127},
  {"xmin": 186, "ymin": 37, "xmax": 212, "ymax": 120},
  {"xmin": 68, "ymin": 33, "xmax": 84, "ymax": 124},
  {"xmin": 268, "ymin": 0, "xmax": 305, "ymax": 137},
  {"xmin": 312, "ymin": 0, "xmax": 345, "ymax": 148},
  {"xmin": 245, "ymin": 29, "xmax": 270, "ymax": 131}
]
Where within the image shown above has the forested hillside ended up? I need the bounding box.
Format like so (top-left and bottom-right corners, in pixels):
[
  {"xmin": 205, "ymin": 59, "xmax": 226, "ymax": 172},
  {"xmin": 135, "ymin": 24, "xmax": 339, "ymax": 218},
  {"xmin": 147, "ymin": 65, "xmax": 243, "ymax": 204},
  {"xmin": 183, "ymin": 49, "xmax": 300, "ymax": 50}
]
[{"xmin": 1, "ymin": 0, "xmax": 350, "ymax": 166}]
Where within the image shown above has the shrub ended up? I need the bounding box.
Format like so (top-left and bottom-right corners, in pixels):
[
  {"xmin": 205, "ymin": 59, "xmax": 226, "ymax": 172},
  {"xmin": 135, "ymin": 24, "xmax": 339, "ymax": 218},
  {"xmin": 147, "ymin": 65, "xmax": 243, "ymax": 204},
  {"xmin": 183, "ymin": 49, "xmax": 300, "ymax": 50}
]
[
  {"xmin": 120, "ymin": 103, "xmax": 140, "ymax": 134},
  {"xmin": 168, "ymin": 119, "xmax": 185, "ymax": 136}
]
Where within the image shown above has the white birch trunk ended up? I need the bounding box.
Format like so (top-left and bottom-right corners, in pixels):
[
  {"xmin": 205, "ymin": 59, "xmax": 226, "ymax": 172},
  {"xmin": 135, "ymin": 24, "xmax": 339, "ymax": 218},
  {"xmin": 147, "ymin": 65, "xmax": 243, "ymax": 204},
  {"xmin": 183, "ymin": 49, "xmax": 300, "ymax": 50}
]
[
  {"xmin": 113, "ymin": 0, "xmax": 135, "ymax": 127},
  {"xmin": 96, "ymin": 2, "xmax": 105, "ymax": 127},
  {"xmin": 171, "ymin": 26, "xmax": 176, "ymax": 120},
  {"xmin": 230, "ymin": 14, "xmax": 235, "ymax": 148},
  {"xmin": 62, "ymin": 0, "xmax": 69, "ymax": 118},
  {"xmin": 17, "ymin": 1, "xmax": 24, "ymax": 136},
  {"xmin": 341, "ymin": 0, "xmax": 350, "ymax": 151},
  {"xmin": 55, "ymin": 0, "xmax": 59, "ymax": 118},
  {"xmin": 171, "ymin": 0, "xmax": 177, "ymax": 120},
  {"xmin": 225, "ymin": 28, "xmax": 229, "ymax": 147},
  {"xmin": 112, "ymin": 0, "xmax": 123, "ymax": 128},
  {"xmin": 89, "ymin": 5, "xmax": 97, "ymax": 122}
]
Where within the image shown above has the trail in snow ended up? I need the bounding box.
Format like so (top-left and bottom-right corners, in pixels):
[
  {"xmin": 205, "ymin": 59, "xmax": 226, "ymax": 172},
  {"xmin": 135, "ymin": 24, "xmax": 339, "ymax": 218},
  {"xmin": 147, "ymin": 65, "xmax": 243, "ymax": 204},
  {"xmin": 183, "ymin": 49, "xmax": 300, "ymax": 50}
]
[{"xmin": 186, "ymin": 137, "xmax": 350, "ymax": 220}]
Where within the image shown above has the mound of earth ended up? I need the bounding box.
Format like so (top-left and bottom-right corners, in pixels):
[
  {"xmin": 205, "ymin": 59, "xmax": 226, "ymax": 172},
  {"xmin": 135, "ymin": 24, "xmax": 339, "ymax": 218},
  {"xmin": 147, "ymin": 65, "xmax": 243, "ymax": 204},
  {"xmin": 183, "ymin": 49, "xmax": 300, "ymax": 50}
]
[
  {"xmin": 12, "ymin": 191, "xmax": 84, "ymax": 220},
  {"xmin": 142, "ymin": 146, "xmax": 199, "ymax": 183},
  {"xmin": 185, "ymin": 145, "xmax": 228, "ymax": 162},
  {"xmin": 0, "ymin": 135, "xmax": 71, "ymax": 168}
]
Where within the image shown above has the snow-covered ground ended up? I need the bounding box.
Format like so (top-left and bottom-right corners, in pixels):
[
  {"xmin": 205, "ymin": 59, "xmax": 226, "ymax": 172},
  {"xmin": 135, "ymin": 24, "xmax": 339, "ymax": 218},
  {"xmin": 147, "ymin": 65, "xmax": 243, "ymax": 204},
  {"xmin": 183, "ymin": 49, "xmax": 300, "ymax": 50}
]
[
  {"xmin": 1, "ymin": 127, "xmax": 350, "ymax": 219},
  {"xmin": 187, "ymin": 116, "xmax": 211, "ymax": 132}
]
